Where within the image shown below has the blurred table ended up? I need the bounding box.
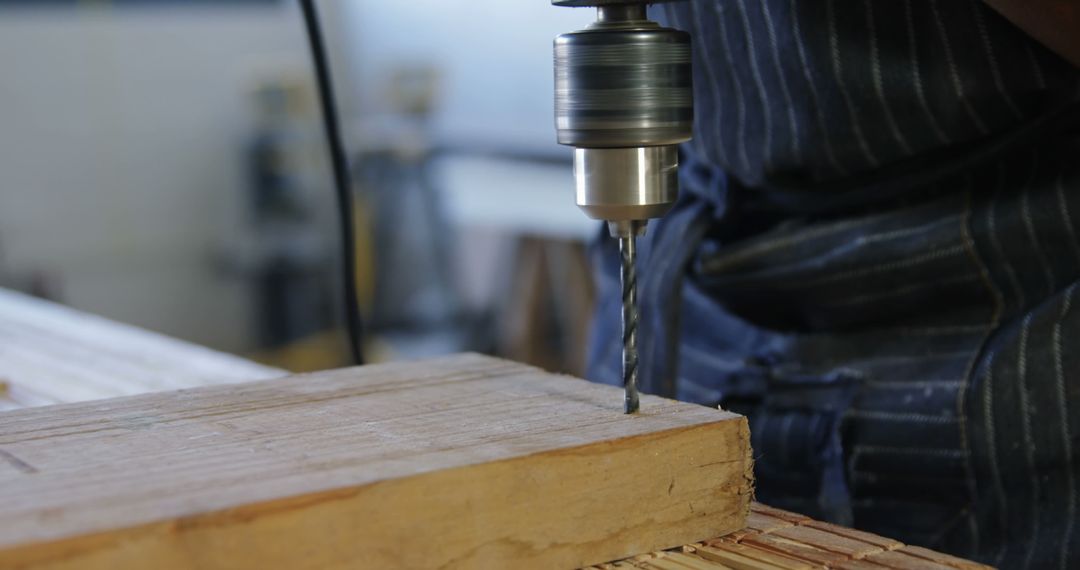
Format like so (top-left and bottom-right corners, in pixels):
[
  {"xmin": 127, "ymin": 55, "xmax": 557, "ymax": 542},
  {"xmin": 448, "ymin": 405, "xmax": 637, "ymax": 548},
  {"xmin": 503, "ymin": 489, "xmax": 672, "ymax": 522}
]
[
  {"xmin": 437, "ymin": 155, "xmax": 599, "ymax": 375},
  {"xmin": 0, "ymin": 288, "xmax": 989, "ymax": 569}
]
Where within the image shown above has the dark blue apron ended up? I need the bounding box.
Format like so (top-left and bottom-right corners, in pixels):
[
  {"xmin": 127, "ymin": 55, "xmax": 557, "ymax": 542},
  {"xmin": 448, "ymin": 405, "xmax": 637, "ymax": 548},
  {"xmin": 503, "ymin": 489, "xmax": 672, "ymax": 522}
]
[{"xmin": 586, "ymin": 1, "xmax": 1080, "ymax": 566}]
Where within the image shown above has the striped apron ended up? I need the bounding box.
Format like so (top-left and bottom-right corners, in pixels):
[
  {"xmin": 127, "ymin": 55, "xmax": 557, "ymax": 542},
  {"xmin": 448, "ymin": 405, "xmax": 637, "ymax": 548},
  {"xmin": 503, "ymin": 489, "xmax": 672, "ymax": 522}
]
[{"xmin": 586, "ymin": 0, "xmax": 1080, "ymax": 566}]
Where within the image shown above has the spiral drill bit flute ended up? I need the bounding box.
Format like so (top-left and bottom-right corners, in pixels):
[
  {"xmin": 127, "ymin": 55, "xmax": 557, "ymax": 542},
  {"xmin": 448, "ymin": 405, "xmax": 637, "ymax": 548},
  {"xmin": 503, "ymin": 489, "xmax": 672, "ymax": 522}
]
[
  {"xmin": 619, "ymin": 222, "xmax": 641, "ymax": 413},
  {"xmin": 553, "ymin": 0, "xmax": 693, "ymax": 413}
]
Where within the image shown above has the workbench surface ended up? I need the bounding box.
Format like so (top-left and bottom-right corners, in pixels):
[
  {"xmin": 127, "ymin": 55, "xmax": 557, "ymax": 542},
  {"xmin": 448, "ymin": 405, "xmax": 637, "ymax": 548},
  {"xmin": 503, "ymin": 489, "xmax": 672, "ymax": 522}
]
[
  {"xmin": 0, "ymin": 289, "xmax": 285, "ymax": 409},
  {"xmin": 0, "ymin": 289, "xmax": 991, "ymax": 569},
  {"xmin": 588, "ymin": 503, "xmax": 990, "ymax": 569}
]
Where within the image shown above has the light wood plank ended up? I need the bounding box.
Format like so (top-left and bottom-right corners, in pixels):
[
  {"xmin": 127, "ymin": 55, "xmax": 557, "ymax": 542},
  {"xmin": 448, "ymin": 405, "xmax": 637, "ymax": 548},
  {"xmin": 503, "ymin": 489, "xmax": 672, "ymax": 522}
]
[
  {"xmin": 688, "ymin": 543, "xmax": 813, "ymax": 570},
  {"xmin": 738, "ymin": 534, "xmax": 848, "ymax": 566},
  {"xmin": 0, "ymin": 288, "xmax": 286, "ymax": 410},
  {"xmin": 0, "ymin": 353, "xmax": 752, "ymax": 570},
  {"xmin": 864, "ymin": 550, "xmax": 955, "ymax": 570},
  {"xmin": 893, "ymin": 546, "xmax": 992, "ymax": 570},
  {"xmin": 768, "ymin": 526, "xmax": 884, "ymax": 559},
  {"xmin": 745, "ymin": 511, "xmax": 796, "ymax": 534},
  {"xmin": 800, "ymin": 520, "xmax": 903, "ymax": 551}
]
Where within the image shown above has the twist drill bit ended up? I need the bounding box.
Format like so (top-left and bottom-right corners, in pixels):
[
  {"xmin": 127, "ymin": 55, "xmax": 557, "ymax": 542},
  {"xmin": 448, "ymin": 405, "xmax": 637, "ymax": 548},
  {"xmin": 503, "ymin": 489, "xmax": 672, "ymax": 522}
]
[{"xmin": 619, "ymin": 233, "xmax": 640, "ymax": 414}]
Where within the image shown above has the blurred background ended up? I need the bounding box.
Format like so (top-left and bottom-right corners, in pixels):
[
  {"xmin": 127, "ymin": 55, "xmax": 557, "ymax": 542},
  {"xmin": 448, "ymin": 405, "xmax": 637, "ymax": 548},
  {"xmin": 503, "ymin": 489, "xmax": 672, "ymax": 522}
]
[{"xmin": 0, "ymin": 0, "xmax": 599, "ymax": 375}]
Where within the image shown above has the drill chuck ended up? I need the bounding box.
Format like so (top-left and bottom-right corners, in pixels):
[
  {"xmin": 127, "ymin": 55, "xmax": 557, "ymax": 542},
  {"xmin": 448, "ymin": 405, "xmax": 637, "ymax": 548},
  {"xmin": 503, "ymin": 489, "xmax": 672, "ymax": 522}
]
[{"xmin": 553, "ymin": 1, "xmax": 692, "ymax": 234}]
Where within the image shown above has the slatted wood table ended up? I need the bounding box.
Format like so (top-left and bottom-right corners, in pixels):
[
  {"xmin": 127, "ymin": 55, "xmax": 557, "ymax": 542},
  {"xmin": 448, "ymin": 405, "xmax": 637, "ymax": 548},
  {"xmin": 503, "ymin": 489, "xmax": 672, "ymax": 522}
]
[
  {"xmin": 0, "ymin": 289, "xmax": 992, "ymax": 569},
  {"xmin": 586, "ymin": 503, "xmax": 990, "ymax": 569}
]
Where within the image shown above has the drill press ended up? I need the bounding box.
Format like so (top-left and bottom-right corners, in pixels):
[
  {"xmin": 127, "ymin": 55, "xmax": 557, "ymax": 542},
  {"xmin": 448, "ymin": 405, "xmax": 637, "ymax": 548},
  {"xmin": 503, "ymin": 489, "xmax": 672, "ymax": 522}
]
[{"xmin": 553, "ymin": 0, "xmax": 693, "ymax": 413}]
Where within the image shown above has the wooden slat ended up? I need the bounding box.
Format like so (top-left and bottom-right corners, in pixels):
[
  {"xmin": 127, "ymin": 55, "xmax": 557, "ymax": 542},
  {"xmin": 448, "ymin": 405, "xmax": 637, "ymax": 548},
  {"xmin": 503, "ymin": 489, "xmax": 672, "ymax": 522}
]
[
  {"xmin": 0, "ymin": 353, "xmax": 752, "ymax": 570},
  {"xmin": 690, "ymin": 543, "xmax": 816, "ymax": 570},
  {"xmin": 738, "ymin": 534, "xmax": 850, "ymax": 566},
  {"xmin": 749, "ymin": 504, "xmax": 812, "ymax": 524},
  {"xmin": 863, "ymin": 551, "xmax": 956, "ymax": 570},
  {"xmin": 767, "ymin": 526, "xmax": 883, "ymax": 559},
  {"xmin": 667, "ymin": 505, "xmax": 993, "ymax": 570},
  {"xmin": 0, "ymin": 288, "xmax": 285, "ymax": 410},
  {"xmin": 746, "ymin": 511, "xmax": 797, "ymax": 534},
  {"xmin": 892, "ymin": 546, "xmax": 992, "ymax": 570},
  {"xmin": 832, "ymin": 559, "xmax": 895, "ymax": 569},
  {"xmin": 800, "ymin": 521, "xmax": 903, "ymax": 551}
]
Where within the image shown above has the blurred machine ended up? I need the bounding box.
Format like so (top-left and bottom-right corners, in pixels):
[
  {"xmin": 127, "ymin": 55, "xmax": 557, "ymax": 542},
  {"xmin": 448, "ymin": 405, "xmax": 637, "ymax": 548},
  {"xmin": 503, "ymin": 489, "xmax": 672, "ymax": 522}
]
[
  {"xmin": 553, "ymin": 0, "xmax": 693, "ymax": 412},
  {"xmin": 246, "ymin": 80, "xmax": 334, "ymax": 351}
]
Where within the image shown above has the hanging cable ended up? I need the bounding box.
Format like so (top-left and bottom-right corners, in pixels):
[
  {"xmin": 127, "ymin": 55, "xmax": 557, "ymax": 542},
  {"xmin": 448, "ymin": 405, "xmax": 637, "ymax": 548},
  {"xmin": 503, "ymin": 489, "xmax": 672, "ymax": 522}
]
[{"xmin": 299, "ymin": 0, "xmax": 365, "ymax": 365}]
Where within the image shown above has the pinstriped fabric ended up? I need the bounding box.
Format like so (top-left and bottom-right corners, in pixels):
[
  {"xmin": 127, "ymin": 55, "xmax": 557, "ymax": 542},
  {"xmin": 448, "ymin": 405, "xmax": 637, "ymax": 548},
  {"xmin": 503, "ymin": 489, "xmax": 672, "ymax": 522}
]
[
  {"xmin": 956, "ymin": 179, "xmax": 1001, "ymax": 557},
  {"xmin": 710, "ymin": 2, "xmax": 752, "ymax": 176},
  {"xmin": 979, "ymin": 348, "xmax": 1008, "ymax": 566},
  {"xmin": 969, "ymin": 277, "xmax": 1080, "ymax": 568},
  {"xmin": 971, "ymin": 0, "xmax": 1024, "ymax": 121},
  {"xmin": 903, "ymin": 0, "xmax": 950, "ymax": 146},
  {"xmin": 930, "ymin": 0, "xmax": 990, "ymax": 136},
  {"xmin": 826, "ymin": 0, "xmax": 880, "ymax": 169},
  {"xmin": 1052, "ymin": 284, "xmax": 1078, "ymax": 570},
  {"xmin": 1058, "ymin": 165, "xmax": 1080, "ymax": 268},
  {"xmin": 733, "ymin": 0, "xmax": 775, "ymax": 171},
  {"xmin": 760, "ymin": 1, "xmax": 799, "ymax": 164},
  {"xmin": 1016, "ymin": 314, "xmax": 1041, "ymax": 570},
  {"xmin": 663, "ymin": 0, "xmax": 1078, "ymax": 190},
  {"xmin": 1020, "ymin": 151, "xmax": 1057, "ymax": 297},
  {"xmin": 668, "ymin": 3, "xmax": 715, "ymax": 163},
  {"xmin": 984, "ymin": 163, "xmax": 1026, "ymax": 313},
  {"xmin": 587, "ymin": 0, "xmax": 1080, "ymax": 563},
  {"xmin": 864, "ymin": 0, "xmax": 912, "ymax": 156},
  {"xmin": 790, "ymin": 0, "xmax": 847, "ymax": 178}
]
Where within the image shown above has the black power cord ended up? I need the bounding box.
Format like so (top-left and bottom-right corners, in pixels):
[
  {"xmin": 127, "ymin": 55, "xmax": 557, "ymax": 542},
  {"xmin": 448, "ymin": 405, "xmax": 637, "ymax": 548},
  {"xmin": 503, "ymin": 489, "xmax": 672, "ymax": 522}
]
[{"xmin": 299, "ymin": 0, "xmax": 365, "ymax": 366}]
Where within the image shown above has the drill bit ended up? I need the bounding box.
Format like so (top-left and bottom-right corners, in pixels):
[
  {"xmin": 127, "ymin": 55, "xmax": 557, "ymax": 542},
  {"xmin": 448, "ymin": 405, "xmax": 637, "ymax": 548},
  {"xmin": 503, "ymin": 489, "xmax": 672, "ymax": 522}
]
[{"xmin": 619, "ymin": 231, "xmax": 640, "ymax": 414}]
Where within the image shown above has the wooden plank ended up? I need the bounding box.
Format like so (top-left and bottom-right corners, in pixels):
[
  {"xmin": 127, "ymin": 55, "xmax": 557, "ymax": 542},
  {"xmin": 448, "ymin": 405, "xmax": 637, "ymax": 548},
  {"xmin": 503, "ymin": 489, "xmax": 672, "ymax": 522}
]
[
  {"xmin": 0, "ymin": 353, "xmax": 752, "ymax": 570},
  {"xmin": 800, "ymin": 521, "xmax": 903, "ymax": 551},
  {"xmin": 749, "ymin": 504, "xmax": 812, "ymax": 524},
  {"xmin": 651, "ymin": 552, "xmax": 730, "ymax": 570},
  {"xmin": 637, "ymin": 554, "xmax": 704, "ymax": 570},
  {"xmin": 892, "ymin": 546, "xmax": 992, "ymax": 570},
  {"xmin": 0, "ymin": 288, "xmax": 286, "ymax": 410},
  {"xmin": 689, "ymin": 543, "xmax": 815, "ymax": 570},
  {"xmin": 738, "ymin": 534, "xmax": 848, "ymax": 566},
  {"xmin": 832, "ymin": 559, "xmax": 894, "ymax": 569},
  {"xmin": 745, "ymin": 511, "xmax": 796, "ymax": 534},
  {"xmin": 768, "ymin": 526, "xmax": 884, "ymax": 559},
  {"xmin": 670, "ymin": 551, "xmax": 740, "ymax": 570},
  {"xmin": 863, "ymin": 551, "xmax": 956, "ymax": 570}
]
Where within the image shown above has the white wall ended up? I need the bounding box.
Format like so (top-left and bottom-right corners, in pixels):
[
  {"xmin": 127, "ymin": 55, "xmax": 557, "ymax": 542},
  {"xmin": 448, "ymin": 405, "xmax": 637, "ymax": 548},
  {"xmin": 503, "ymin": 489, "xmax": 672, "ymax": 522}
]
[
  {"xmin": 0, "ymin": 1, "xmax": 597, "ymax": 354},
  {"xmin": 340, "ymin": 0, "xmax": 594, "ymax": 151},
  {"xmin": 0, "ymin": 4, "xmax": 313, "ymax": 352}
]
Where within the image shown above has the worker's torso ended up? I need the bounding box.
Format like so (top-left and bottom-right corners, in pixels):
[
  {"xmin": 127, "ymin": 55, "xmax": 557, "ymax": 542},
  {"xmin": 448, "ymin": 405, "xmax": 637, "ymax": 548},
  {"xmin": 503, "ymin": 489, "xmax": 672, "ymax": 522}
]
[
  {"xmin": 661, "ymin": 0, "xmax": 1079, "ymax": 194},
  {"xmin": 590, "ymin": 1, "xmax": 1080, "ymax": 564}
]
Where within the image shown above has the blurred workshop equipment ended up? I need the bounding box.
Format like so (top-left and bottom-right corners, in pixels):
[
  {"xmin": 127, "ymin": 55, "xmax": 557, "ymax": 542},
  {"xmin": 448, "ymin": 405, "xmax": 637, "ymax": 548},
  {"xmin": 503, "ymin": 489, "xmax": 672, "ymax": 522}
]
[
  {"xmin": 218, "ymin": 75, "xmax": 346, "ymax": 372},
  {"xmin": 353, "ymin": 65, "xmax": 468, "ymax": 359}
]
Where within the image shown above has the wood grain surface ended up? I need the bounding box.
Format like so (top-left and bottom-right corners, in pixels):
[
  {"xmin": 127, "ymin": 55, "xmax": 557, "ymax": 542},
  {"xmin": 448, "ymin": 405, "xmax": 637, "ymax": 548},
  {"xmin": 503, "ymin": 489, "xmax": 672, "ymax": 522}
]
[
  {"xmin": 0, "ymin": 288, "xmax": 285, "ymax": 410},
  {"xmin": 0, "ymin": 353, "xmax": 752, "ymax": 570},
  {"xmin": 586, "ymin": 503, "xmax": 994, "ymax": 570}
]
